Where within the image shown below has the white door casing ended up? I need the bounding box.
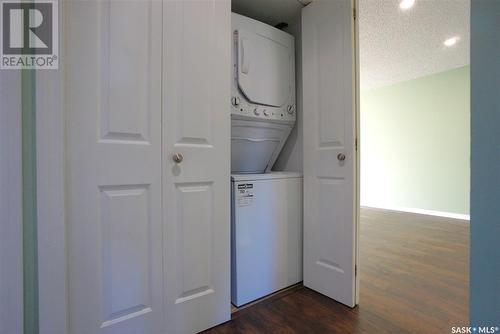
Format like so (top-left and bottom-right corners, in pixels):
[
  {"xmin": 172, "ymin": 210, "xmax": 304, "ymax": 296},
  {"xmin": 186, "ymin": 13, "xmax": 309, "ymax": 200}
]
[
  {"xmin": 162, "ymin": 1, "xmax": 231, "ymax": 333},
  {"xmin": 0, "ymin": 67, "xmax": 23, "ymax": 334},
  {"xmin": 302, "ymin": 0, "xmax": 358, "ymax": 307},
  {"xmin": 66, "ymin": 1, "xmax": 164, "ymax": 333}
]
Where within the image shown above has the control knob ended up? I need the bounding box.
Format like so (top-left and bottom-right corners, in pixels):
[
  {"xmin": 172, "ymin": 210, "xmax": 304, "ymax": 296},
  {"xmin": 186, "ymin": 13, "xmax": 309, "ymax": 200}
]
[
  {"xmin": 253, "ymin": 108, "xmax": 260, "ymax": 116},
  {"xmin": 232, "ymin": 96, "xmax": 240, "ymax": 106},
  {"xmin": 263, "ymin": 109, "xmax": 270, "ymax": 116},
  {"xmin": 287, "ymin": 105, "xmax": 294, "ymax": 114}
]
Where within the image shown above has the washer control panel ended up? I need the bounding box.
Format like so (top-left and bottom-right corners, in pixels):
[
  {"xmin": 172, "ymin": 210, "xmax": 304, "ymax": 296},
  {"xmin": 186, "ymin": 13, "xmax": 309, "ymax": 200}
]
[{"xmin": 231, "ymin": 95, "xmax": 296, "ymax": 122}]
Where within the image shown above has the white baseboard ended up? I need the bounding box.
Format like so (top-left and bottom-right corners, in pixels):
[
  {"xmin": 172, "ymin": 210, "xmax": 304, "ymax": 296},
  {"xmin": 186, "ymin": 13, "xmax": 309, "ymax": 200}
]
[{"xmin": 361, "ymin": 204, "xmax": 470, "ymax": 221}]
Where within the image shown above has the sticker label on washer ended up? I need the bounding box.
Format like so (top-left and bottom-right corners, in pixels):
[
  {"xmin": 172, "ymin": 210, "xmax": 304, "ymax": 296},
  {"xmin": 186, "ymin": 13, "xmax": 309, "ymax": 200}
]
[{"xmin": 236, "ymin": 183, "xmax": 253, "ymax": 206}]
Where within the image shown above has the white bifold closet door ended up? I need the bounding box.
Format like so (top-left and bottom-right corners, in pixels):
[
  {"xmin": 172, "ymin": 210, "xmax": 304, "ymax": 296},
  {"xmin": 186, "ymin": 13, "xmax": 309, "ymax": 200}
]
[
  {"xmin": 163, "ymin": 0, "xmax": 231, "ymax": 333},
  {"xmin": 302, "ymin": 0, "xmax": 358, "ymax": 308},
  {"xmin": 66, "ymin": 1, "xmax": 164, "ymax": 333},
  {"xmin": 65, "ymin": 0, "xmax": 231, "ymax": 333}
]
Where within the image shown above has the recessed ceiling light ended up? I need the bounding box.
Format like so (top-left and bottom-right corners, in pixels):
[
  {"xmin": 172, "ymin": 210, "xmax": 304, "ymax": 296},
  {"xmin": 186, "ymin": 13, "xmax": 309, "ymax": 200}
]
[
  {"xmin": 444, "ymin": 36, "xmax": 460, "ymax": 47},
  {"xmin": 399, "ymin": 0, "xmax": 415, "ymax": 10}
]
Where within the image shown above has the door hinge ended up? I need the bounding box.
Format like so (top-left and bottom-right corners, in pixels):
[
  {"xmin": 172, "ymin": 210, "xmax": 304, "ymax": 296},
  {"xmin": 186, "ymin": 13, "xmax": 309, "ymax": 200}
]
[
  {"xmin": 355, "ymin": 137, "xmax": 358, "ymax": 151},
  {"xmin": 353, "ymin": 8, "xmax": 356, "ymax": 20},
  {"xmin": 355, "ymin": 265, "xmax": 358, "ymax": 276}
]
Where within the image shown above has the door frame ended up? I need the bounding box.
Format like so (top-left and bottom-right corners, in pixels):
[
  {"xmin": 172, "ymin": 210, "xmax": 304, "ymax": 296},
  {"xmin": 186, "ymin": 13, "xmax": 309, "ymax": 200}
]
[
  {"xmin": 36, "ymin": 1, "xmax": 68, "ymax": 333},
  {"xmin": 0, "ymin": 69, "xmax": 23, "ymax": 334},
  {"xmin": 354, "ymin": 0, "xmax": 361, "ymax": 305}
]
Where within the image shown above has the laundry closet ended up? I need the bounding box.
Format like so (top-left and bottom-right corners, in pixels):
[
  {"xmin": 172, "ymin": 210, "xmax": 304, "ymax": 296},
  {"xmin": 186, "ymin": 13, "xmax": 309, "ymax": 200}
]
[
  {"xmin": 229, "ymin": 0, "xmax": 358, "ymax": 311},
  {"xmin": 229, "ymin": 10, "xmax": 303, "ymax": 308},
  {"xmin": 60, "ymin": 0, "xmax": 357, "ymax": 333}
]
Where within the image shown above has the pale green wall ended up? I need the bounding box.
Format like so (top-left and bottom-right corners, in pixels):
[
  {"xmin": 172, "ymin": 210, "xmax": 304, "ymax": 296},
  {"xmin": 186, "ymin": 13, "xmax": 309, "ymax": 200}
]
[{"xmin": 361, "ymin": 66, "xmax": 470, "ymax": 215}]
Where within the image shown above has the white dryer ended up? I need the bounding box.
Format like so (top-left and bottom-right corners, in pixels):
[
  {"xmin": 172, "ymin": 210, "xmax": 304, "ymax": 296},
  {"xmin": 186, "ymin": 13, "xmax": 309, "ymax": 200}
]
[{"xmin": 231, "ymin": 13, "xmax": 296, "ymax": 173}]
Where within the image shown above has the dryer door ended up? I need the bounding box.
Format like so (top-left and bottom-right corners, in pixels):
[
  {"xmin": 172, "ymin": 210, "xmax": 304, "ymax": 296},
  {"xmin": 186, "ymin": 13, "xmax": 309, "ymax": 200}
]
[{"xmin": 236, "ymin": 29, "xmax": 293, "ymax": 107}]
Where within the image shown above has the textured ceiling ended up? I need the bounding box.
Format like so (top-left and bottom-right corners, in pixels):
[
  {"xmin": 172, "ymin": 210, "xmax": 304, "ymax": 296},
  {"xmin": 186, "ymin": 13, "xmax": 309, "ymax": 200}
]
[
  {"xmin": 232, "ymin": 0, "xmax": 470, "ymax": 91},
  {"xmin": 359, "ymin": 0, "xmax": 470, "ymax": 90},
  {"xmin": 231, "ymin": 0, "xmax": 310, "ymax": 27}
]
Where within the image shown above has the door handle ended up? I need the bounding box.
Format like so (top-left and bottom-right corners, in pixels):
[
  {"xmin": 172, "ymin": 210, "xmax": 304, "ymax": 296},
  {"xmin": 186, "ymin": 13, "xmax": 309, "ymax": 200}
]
[
  {"xmin": 337, "ymin": 153, "xmax": 346, "ymax": 161},
  {"xmin": 241, "ymin": 38, "xmax": 250, "ymax": 74},
  {"xmin": 172, "ymin": 153, "xmax": 183, "ymax": 163}
]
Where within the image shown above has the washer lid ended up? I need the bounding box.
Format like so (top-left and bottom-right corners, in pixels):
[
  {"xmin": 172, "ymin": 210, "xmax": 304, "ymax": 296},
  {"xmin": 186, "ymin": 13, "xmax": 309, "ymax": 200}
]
[
  {"xmin": 236, "ymin": 29, "xmax": 293, "ymax": 108},
  {"xmin": 231, "ymin": 117, "xmax": 293, "ymax": 174}
]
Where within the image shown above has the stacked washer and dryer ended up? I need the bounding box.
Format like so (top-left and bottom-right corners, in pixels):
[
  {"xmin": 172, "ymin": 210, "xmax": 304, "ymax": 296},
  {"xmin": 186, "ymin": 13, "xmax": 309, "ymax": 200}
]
[{"xmin": 230, "ymin": 13, "xmax": 303, "ymax": 307}]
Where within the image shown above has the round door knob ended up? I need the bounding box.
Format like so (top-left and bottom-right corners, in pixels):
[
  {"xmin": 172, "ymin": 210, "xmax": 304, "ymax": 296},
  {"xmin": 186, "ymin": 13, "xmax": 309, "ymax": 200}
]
[
  {"xmin": 172, "ymin": 153, "xmax": 183, "ymax": 163},
  {"xmin": 337, "ymin": 153, "xmax": 346, "ymax": 161}
]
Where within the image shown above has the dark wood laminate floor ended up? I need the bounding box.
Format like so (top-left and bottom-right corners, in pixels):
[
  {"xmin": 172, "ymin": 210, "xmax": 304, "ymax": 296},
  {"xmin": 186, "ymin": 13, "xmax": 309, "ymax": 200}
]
[{"xmin": 205, "ymin": 208, "xmax": 469, "ymax": 334}]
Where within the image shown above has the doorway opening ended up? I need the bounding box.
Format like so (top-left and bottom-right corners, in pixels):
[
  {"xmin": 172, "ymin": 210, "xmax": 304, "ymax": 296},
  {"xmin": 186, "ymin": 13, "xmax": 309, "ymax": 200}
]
[
  {"xmin": 358, "ymin": 0, "xmax": 470, "ymax": 331},
  {"xmin": 229, "ymin": 0, "xmax": 358, "ymax": 314}
]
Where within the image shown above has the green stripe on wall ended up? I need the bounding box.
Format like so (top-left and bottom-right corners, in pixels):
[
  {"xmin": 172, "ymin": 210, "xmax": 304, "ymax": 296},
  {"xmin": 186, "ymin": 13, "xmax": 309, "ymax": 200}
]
[{"xmin": 22, "ymin": 68, "xmax": 38, "ymax": 334}]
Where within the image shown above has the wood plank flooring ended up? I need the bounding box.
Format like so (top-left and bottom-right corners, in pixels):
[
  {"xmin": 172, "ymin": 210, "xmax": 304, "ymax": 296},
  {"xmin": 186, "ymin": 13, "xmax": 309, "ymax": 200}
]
[{"xmin": 204, "ymin": 208, "xmax": 469, "ymax": 334}]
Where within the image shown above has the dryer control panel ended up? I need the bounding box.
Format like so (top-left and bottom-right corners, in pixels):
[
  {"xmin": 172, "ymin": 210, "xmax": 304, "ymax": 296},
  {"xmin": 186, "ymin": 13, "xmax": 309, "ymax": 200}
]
[{"xmin": 231, "ymin": 95, "xmax": 295, "ymax": 122}]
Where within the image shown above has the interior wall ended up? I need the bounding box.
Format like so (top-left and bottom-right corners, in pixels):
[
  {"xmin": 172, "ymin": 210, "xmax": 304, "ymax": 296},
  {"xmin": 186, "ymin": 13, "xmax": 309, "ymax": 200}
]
[
  {"xmin": 470, "ymin": 0, "xmax": 500, "ymax": 325},
  {"xmin": 361, "ymin": 66, "xmax": 470, "ymax": 216},
  {"xmin": 273, "ymin": 16, "xmax": 303, "ymax": 172},
  {"xmin": 0, "ymin": 70, "xmax": 23, "ymax": 334}
]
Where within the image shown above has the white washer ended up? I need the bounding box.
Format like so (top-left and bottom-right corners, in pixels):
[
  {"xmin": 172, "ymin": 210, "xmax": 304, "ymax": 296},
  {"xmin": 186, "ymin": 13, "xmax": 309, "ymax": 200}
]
[
  {"xmin": 231, "ymin": 172, "xmax": 303, "ymax": 307},
  {"xmin": 231, "ymin": 13, "xmax": 296, "ymax": 173}
]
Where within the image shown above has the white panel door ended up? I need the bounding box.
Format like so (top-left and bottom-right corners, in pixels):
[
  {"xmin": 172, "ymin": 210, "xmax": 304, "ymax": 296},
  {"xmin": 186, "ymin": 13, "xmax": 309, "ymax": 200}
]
[
  {"xmin": 163, "ymin": 1, "xmax": 231, "ymax": 333},
  {"xmin": 302, "ymin": 0, "xmax": 358, "ymax": 307},
  {"xmin": 66, "ymin": 1, "xmax": 163, "ymax": 333}
]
